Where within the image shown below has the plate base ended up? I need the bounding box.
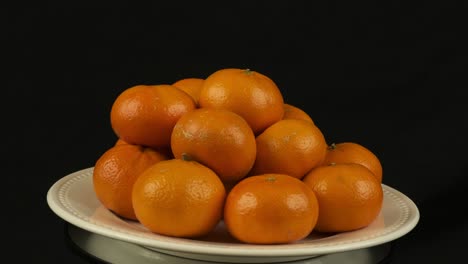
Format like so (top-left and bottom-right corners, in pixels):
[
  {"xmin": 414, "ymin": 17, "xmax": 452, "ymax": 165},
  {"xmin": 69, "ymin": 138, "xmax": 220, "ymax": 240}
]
[
  {"xmin": 145, "ymin": 246, "xmax": 314, "ymax": 263},
  {"xmin": 66, "ymin": 223, "xmax": 393, "ymax": 264}
]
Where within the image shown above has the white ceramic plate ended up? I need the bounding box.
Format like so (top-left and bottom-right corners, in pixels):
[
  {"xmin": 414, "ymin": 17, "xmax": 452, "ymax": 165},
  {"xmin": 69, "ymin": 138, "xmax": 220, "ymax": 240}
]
[{"xmin": 47, "ymin": 167, "xmax": 419, "ymax": 263}]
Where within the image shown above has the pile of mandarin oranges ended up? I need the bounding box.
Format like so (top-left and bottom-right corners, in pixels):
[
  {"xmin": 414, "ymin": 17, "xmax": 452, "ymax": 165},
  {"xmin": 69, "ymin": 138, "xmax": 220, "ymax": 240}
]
[{"xmin": 93, "ymin": 68, "xmax": 384, "ymax": 245}]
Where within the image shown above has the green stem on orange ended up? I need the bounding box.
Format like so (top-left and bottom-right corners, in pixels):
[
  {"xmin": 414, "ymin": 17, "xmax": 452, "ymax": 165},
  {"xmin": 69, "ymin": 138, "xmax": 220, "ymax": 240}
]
[
  {"xmin": 265, "ymin": 176, "xmax": 276, "ymax": 182},
  {"xmin": 243, "ymin": 68, "xmax": 253, "ymax": 75},
  {"xmin": 181, "ymin": 153, "xmax": 192, "ymax": 161},
  {"xmin": 328, "ymin": 143, "xmax": 337, "ymax": 150}
]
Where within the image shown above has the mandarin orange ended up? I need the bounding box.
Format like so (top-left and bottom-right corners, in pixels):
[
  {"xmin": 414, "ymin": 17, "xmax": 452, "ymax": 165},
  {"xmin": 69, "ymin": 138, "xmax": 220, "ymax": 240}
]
[
  {"xmin": 93, "ymin": 144, "xmax": 168, "ymax": 220},
  {"xmin": 224, "ymin": 174, "xmax": 319, "ymax": 244},
  {"xmin": 303, "ymin": 163, "xmax": 383, "ymax": 233},
  {"xmin": 171, "ymin": 108, "xmax": 256, "ymax": 183},
  {"xmin": 250, "ymin": 119, "xmax": 327, "ymax": 179},
  {"xmin": 282, "ymin": 103, "xmax": 314, "ymax": 123},
  {"xmin": 172, "ymin": 77, "xmax": 204, "ymax": 106},
  {"xmin": 132, "ymin": 158, "xmax": 226, "ymax": 238},
  {"xmin": 323, "ymin": 142, "xmax": 383, "ymax": 183},
  {"xmin": 110, "ymin": 84, "xmax": 196, "ymax": 148},
  {"xmin": 199, "ymin": 68, "xmax": 284, "ymax": 134}
]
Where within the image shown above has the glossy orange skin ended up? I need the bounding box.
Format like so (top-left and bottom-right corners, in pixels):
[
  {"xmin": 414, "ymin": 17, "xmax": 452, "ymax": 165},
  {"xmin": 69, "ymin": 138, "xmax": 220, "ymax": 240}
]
[
  {"xmin": 323, "ymin": 142, "xmax": 383, "ymax": 183},
  {"xmin": 171, "ymin": 108, "xmax": 256, "ymax": 183},
  {"xmin": 302, "ymin": 163, "xmax": 383, "ymax": 233},
  {"xmin": 282, "ymin": 103, "xmax": 314, "ymax": 124},
  {"xmin": 110, "ymin": 84, "xmax": 196, "ymax": 149},
  {"xmin": 250, "ymin": 119, "xmax": 328, "ymax": 179},
  {"xmin": 172, "ymin": 78, "xmax": 204, "ymax": 106},
  {"xmin": 93, "ymin": 144, "xmax": 168, "ymax": 220},
  {"xmin": 132, "ymin": 159, "xmax": 226, "ymax": 238},
  {"xmin": 224, "ymin": 174, "xmax": 319, "ymax": 244},
  {"xmin": 199, "ymin": 68, "xmax": 284, "ymax": 135}
]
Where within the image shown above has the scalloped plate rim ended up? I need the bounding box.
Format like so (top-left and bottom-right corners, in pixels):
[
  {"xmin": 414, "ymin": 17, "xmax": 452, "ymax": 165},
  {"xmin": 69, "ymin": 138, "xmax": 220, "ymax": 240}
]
[{"xmin": 47, "ymin": 167, "xmax": 420, "ymax": 258}]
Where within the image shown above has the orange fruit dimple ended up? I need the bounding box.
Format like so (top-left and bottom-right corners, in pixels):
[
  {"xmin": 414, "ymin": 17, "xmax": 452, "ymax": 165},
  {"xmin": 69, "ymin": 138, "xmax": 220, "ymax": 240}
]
[
  {"xmin": 172, "ymin": 77, "xmax": 204, "ymax": 106},
  {"xmin": 282, "ymin": 103, "xmax": 314, "ymax": 124},
  {"xmin": 132, "ymin": 159, "xmax": 226, "ymax": 238},
  {"xmin": 224, "ymin": 174, "xmax": 319, "ymax": 244},
  {"xmin": 199, "ymin": 68, "xmax": 284, "ymax": 135},
  {"xmin": 171, "ymin": 108, "xmax": 256, "ymax": 183},
  {"xmin": 250, "ymin": 119, "xmax": 328, "ymax": 179},
  {"xmin": 110, "ymin": 84, "xmax": 196, "ymax": 149},
  {"xmin": 323, "ymin": 142, "xmax": 383, "ymax": 183},
  {"xmin": 93, "ymin": 144, "xmax": 168, "ymax": 220},
  {"xmin": 302, "ymin": 163, "xmax": 383, "ymax": 233}
]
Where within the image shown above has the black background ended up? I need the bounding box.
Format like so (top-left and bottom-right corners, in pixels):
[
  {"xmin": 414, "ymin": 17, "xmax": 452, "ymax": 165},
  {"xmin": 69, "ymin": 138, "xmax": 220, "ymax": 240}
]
[{"xmin": 8, "ymin": 2, "xmax": 467, "ymax": 263}]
